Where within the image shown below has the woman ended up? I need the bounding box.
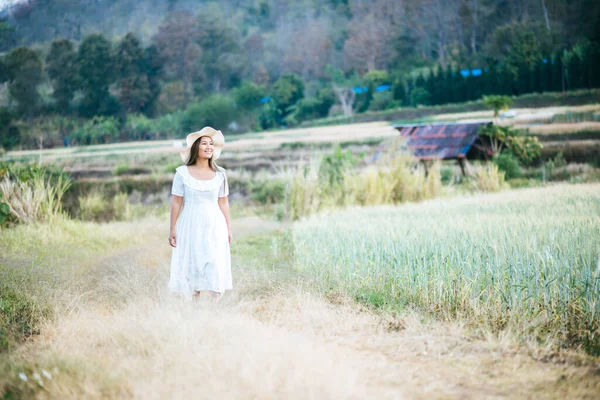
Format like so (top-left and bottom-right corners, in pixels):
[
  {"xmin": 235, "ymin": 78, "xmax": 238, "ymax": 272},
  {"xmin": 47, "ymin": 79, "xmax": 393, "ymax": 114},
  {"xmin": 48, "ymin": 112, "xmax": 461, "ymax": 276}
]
[{"xmin": 168, "ymin": 127, "xmax": 232, "ymax": 301}]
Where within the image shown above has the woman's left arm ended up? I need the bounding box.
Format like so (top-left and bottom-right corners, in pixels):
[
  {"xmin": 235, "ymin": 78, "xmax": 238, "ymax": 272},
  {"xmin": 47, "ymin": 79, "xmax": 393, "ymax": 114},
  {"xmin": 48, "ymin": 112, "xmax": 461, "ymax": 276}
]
[{"xmin": 218, "ymin": 196, "xmax": 232, "ymax": 244}]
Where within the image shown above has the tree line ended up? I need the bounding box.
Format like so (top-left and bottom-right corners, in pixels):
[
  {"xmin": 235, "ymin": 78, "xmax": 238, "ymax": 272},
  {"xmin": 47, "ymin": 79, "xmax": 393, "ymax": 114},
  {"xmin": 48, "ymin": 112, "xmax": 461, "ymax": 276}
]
[{"xmin": 0, "ymin": 0, "xmax": 599, "ymax": 150}]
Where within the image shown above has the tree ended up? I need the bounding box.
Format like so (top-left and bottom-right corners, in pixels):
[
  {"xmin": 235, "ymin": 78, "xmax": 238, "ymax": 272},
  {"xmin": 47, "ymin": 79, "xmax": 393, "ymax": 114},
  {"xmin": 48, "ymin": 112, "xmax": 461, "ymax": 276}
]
[
  {"xmin": 4, "ymin": 47, "xmax": 43, "ymax": 119},
  {"xmin": 153, "ymin": 12, "xmax": 201, "ymax": 97},
  {"xmin": 181, "ymin": 95, "xmax": 236, "ymax": 132},
  {"xmin": 326, "ymin": 66, "xmax": 360, "ymax": 118},
  {"xmin": 274, "ymin": 16, "xmax": 333, "ymax": 82},
  {"xmin": 46, "ymin": 39, "xmax": 78, "ymax": 114},
  {"xmin": 232, "ymin": 81, "xmax": 266, "ymax": 111},
  {"xmin": 78, "ymin": 34, "xmax": 117, "ymax": 117},
  {"xmin": 194, "ymin": 8, "xmax": 246, "ymax": 93},
  {"xmin": 0, "ymin": 107, "xmax": 20, "ymax": 150},
  {"xmin": 482, "ymin": 95, "xmax": 513, "ymax": 118},
  {"xmin": 343, "ymin": 0, "xmax": 403, "ymax": 72},
  {"xmin": 0, "ymin": 20, "xmax": 16, "ymax": 52},
  {"xmin": 270, "ymin": 73, "xmax": 305, "ymax": 118},
  {"xmin": 114, "ymin": 33, "xmax": 152, "ymax": 114}
]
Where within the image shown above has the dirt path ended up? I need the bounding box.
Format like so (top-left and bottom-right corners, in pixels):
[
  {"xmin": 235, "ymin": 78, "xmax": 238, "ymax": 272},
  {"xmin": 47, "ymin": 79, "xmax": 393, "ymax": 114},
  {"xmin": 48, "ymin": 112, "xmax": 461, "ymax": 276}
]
[{"xmin": 18, "ymin": 217, "xmax": 600, "ymax": 399}]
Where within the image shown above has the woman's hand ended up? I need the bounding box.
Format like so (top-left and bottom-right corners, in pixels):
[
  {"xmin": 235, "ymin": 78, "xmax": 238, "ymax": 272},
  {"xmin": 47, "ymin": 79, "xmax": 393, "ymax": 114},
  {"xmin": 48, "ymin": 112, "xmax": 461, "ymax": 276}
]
[
  {"xmin": 228, "ymin": 229, "xmax": 232, "ymax": 244},
  {"xmin": 169, "ymin": 230, "xmax": 177, "ymax": 248}
]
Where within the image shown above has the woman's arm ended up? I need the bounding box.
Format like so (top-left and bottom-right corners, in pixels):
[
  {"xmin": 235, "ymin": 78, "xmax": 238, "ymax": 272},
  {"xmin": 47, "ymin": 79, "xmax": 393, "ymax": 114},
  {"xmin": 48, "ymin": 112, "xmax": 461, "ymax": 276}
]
[
  {"xmin": 169, "ymin": 195, "xmax": 184, "ymax": 247},
  {"xmin": 218, "ymin": 196, "xmax": 232, "ymax": 244}
]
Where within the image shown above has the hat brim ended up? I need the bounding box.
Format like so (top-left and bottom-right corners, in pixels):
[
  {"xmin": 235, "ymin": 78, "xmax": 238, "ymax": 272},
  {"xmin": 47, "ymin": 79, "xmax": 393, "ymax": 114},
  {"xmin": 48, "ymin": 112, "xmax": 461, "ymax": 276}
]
[{"xmin": 179, "ymin": 127, "xmax": 225, "ymax": 163}]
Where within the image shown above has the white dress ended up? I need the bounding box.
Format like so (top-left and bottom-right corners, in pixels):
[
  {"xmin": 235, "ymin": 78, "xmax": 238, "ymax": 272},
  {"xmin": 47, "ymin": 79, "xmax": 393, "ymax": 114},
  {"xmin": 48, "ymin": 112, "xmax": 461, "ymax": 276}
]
[{"xmin": 169, "ymin": 165, "xmax": 232, "ymax": 298}]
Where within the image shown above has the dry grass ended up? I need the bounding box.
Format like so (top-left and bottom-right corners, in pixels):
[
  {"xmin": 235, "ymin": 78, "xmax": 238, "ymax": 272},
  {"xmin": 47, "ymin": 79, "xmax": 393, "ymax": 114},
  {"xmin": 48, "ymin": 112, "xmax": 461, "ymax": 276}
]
[
  {"xmin": 433, "ymin": 104, "xmax": 600, "ymax": 124},
  {"xmin": 1, "ymin": 214, "xmax": 599, "ymax": 398},
  {"xmin": 521, "ymin": 122, "xmax": 600, "ymax": 135}
]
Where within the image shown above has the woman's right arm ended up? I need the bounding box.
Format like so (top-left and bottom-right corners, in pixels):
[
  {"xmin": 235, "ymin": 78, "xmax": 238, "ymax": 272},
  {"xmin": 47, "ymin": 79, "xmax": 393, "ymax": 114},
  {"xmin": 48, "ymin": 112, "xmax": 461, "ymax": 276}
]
[{"xmin": 169, "ymin": 195, "xmax": 183, "ymax": 247}]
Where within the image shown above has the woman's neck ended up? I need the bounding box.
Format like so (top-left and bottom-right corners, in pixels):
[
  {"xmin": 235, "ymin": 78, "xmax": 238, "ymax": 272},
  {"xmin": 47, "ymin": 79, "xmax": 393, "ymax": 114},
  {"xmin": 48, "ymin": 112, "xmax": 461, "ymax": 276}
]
[{"xmin": 194, "ymin": 159, "xmax": 210, "ymax": 169}]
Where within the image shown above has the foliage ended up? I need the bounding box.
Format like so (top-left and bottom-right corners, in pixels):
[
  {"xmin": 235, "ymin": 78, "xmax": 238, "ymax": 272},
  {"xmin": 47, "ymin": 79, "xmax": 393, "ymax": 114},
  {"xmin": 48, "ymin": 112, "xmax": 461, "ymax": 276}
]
[
  {"xmin": 505, "ymin": 135, "xmax": 543, "ymax": 165},
  {"xmin": 181, "ymin": 95, "xmax": 236, "ymax": 131},
  {"xmin": 250, "ymin": 178, "xmax": 287, "ymax": 204},
  {"xmin": 292, "ymin": 89, "xmax": 335, "ymax": 122},
  {"xmin": 0, "ymin": 20, "xmax": 16, "ymax": 52},
  {"xmin": 232, "ymin": 81, "xmax": 266, "ymax": 111},
  {"xmin": 257, "ymin": 99, "xmax": 282, "ymax": 130},
  {"xmin": 46, "ymin": 39, "xmax": 78, "ymax": 114},
  {"xmin": 73, "ymin": 116, "xmax": 120, "ymax": 145},
  {"xmin": 77, "ymin": 34, "xmax": 117, "ymax": 117},
  {"xmin": 125, "ymin": 113, "xmax": 155, "ymax": 141},
  {"xmin": 318, "ymin": 145, "xmax": 360, "ymax": 193},
  {"xmin": 478, "ymin": 124, "xmax": 516, "ymax": 157},
  {"xmin": 0, "ymin": 192, "xmax": 9, "ymax": 226},
  {"xmin": 270, "ymin": 73, "xmax": 305, "ymax": 118},
  {"xmin": 158, "ymin": 81, "xmax": 188, "ymax": 113},
  {"xmin": 482, "ymin": 95, "xmax": 513, "ymax": 118},
  {"xmin": 3, "ymin": 47, "xmax": 43, "ymax": 118},
  {"xmin": 0, "ymin": 108, "xmax": 20, "ymax": 150},
  {"xmin": 114, "ymin": 33, "xmax": 153, "ymax": 114},
  {"xmin": 409, "ymin": 87, "xmax": 431, "ymax": 107},
  {"xmin": 0, "ymin": 285, "xmax": 50, "ymax": 353},
  {"xmin": 493, "ymin": 153, "xmax": 522, "ymax": 180}
]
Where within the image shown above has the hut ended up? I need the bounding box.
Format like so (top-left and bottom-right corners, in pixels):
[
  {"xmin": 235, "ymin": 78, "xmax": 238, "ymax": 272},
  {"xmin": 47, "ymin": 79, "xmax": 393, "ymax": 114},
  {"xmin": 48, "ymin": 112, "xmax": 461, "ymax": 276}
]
[{"xmin": 392, "ymin": 122, "xmax": 494, "ymax": 175}]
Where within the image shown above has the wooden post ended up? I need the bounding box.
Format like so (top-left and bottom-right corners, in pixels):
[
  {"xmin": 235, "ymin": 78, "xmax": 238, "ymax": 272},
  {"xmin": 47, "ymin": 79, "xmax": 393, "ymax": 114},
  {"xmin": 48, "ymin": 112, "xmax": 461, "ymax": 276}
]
[
  {"xmin": 421, "ymin": 160, "xmax": 430, "ymax": 177},
  {"xmin": 457, "ymin": 157, "xmax": 469, "ymax": 176}
]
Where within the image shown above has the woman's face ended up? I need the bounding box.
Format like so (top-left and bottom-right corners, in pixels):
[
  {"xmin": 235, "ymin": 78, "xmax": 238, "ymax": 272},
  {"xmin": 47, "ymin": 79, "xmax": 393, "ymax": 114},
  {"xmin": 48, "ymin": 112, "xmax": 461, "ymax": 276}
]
[{"xmin": 197, "ymin": 136, "xmax": 214, "ymax": 159}]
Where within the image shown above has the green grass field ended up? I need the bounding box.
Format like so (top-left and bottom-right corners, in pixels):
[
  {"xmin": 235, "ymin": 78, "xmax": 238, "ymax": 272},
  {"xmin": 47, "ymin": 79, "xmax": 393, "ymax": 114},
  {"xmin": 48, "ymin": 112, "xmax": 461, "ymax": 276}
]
[{"xmin": 292, "ymin": 183, "xmax": 600, "ymax": 353}]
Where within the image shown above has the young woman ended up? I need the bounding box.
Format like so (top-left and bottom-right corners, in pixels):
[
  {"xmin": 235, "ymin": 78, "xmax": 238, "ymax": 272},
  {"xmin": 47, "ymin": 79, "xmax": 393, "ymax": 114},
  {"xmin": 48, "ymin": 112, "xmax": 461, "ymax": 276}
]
[{"xmin": 168, "ymin": 127, "xmax": 232, "ymax": 301}]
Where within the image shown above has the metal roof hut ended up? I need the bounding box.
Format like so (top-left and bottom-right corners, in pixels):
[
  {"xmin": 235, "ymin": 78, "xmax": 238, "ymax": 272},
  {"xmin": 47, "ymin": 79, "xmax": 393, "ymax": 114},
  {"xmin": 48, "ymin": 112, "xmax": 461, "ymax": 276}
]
[{"xmin": 393, "ymin": 122, "xmax": 493, "ymax": 175}]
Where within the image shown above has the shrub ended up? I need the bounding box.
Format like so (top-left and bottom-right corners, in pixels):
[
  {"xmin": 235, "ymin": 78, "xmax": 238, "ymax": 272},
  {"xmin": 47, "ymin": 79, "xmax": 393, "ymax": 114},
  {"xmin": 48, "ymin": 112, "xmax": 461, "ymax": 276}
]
[
  {"xmin": 368, "ymin": 91, "xmax": 396, "ymax": 111},
  {"xmin": 270, "ymin": 73, "xmax": 305, "ymax": 117},
  {"xmin": 250, "ymin": 178, "xmax": 287, "ymax": 205},
  {"xmin": 232, "ymin": 81, "xmax": 266, "ymax": 111},
  {"xmin": 181, "ymin": 95, "xmax": 236, "ymax": 132},
  {"xmin": 494, "ymin": 153, "xmax": 522, "ymax": 180},
  {"xmin": 113, "ymin": 163, "xmax": 130, "ymax": 176},
  {"xmin": 0, "ymin": 285, "xmax": 50, "ymax": 353},
  {"xmin": 125, "ymin": 113, "xmax": 155, "ymax": 141},
  {"xmin": 72, "ymin": 116, "xmax": 120, "ymax": 145}
]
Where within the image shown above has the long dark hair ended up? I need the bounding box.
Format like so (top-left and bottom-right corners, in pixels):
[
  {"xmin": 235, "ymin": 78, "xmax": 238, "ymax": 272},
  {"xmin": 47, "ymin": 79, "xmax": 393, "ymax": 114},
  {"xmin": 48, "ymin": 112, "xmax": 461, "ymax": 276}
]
[{"xmin": 186, "ymin": 136, "xmax": 218, "ymax": 171}]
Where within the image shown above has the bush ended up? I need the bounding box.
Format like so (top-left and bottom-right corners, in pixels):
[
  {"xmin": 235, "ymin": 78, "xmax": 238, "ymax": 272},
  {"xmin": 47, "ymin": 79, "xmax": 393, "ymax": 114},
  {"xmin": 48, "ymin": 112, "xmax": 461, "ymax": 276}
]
[
  {"xmin": 410, "ymin": 87, "xmax": 431, "ymax": 107},
  {"xmin": 0, "ymin": 285, "xmax": 50, "ymax": 353},
  {"xmin": 125, "ymin": 113, "xmax": 156, "ymax": 141},
  {"xmin": 368, "ymin": 91, "xmax": 396, "ymax": 112},
  {"xmin": 72, "ymin": 116, "xmax": 120, "ymax": 145},
  {"xmin": 181, "ymin": 95, "xmax": 236, "ymax": 132},
  {"xmin": 232, "ymin": 81, "xmax": 266, "ymax": 111},
  {"xmin": 494, "ymin": 153, "xmax": 522, "ymax": 180},
  {"xmin": 250, "ymin": 178, "xmax": 287, "ymax": 204}
]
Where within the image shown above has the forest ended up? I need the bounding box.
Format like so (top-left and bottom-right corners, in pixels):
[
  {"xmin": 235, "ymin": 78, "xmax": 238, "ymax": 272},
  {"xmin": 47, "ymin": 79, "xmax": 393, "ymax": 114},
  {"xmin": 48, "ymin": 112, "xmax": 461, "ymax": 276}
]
[{"xmin": 0, "ymin": 0, "xmax": 599, "ymax": 149}]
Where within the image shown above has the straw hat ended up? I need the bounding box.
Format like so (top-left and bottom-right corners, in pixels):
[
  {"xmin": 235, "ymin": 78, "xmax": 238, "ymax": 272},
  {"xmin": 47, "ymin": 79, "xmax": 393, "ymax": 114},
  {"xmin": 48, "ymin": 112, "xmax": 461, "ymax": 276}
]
[{"xmin": 179, "ymin": 127, "xmax": 225, "ymax": 163}]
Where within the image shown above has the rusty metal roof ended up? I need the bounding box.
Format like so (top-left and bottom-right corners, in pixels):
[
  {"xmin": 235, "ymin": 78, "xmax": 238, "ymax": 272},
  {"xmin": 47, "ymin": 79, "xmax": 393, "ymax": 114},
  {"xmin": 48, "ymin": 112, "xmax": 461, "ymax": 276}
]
[{"xmin": 393, "ymin": 122, "xmax": 491, "ymax": 160}]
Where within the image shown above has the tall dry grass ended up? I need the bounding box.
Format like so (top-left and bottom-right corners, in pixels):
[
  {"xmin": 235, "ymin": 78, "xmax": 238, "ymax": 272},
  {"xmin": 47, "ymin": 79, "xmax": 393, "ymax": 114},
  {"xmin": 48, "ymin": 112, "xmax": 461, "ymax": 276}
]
[
  {"xmin": 286, "ymin": 144, "xmax": 442, "ymax": 220},
  {"xmin": 0, "ymin": 172, "xmax": 70, "ymax": 224}
]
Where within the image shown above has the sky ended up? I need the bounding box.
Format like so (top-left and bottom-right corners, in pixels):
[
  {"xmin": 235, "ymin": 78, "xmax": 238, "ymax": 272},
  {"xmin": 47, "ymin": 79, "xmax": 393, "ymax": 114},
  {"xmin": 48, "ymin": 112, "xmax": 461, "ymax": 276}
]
[{"xmin": 0, "ymin": 0, "xmax": 26, "ymax": 13}]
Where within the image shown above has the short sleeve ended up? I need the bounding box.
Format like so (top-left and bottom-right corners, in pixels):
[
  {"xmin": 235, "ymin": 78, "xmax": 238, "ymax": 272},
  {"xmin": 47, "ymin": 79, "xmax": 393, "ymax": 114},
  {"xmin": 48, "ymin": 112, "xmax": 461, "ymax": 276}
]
[
  {"xmin": 218, "ymin": 170, "xmax": 229, "ymax": 198},
  {"xmin": 171, "ymin": 171, "xmax": 184, "ymax": 197}
]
